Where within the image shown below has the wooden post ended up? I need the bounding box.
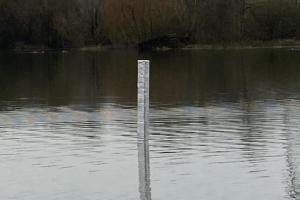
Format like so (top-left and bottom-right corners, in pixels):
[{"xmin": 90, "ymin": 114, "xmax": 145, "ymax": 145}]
[
  {"xmin": 137, "ymin": 60, "xmax": 150, "ymax": 140},
  {"xmin": 137, "ymin": 60, "xmax": 151, "ymax": 200}
]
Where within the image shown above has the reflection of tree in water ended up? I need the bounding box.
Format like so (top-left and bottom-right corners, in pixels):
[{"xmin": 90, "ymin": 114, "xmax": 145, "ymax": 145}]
[
  {"xmin": 283, "ymin": 101, "xmax": 300, "ymax": 199},
  {"xmin": 286, "ymin": 150, "xmax": 300, "ymax": 199},
  {"xmin": 236, "ymin": 70, "xmax": 300, "ymax": 199},
  {"xmin": 237, "ymin": 55, "xmax": 268, "ymax": 167},
  {"xmin": 239, "ymin": 101, "xmax": 268, "ymax": 166}
]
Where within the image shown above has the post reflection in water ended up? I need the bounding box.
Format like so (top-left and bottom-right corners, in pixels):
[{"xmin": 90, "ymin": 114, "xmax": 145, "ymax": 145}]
[
  {"xmin": 138, "ymin": 136, "xmax": 152, "ymax": 200},
  {"xmin": 283, "ymin": 102, "xmax": 300, "ymax": 199}
]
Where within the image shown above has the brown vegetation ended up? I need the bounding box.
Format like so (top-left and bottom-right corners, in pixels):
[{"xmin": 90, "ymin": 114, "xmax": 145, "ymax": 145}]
[{"xmin": 0, "ymin": 0, "xmax": 299, "ymax": 49}]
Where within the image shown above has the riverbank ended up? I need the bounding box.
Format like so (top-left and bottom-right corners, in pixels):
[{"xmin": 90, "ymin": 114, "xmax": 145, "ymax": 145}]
[
  {"xmin": 8, "ymin": 39, "xmax": 300, "ymax": 53},
  {"xmin": 182, "ymin": 40, "xmax": 300, "ymax": 50},
  {"xmin": 76, "ymin": 40, "xmax": 300, "ymax": 51}
]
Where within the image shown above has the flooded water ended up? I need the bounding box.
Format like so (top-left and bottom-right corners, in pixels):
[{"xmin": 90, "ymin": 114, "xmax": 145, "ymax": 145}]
[{"xmin": 0, "ymin": 49, "xmax": 300, "ymax": 200}]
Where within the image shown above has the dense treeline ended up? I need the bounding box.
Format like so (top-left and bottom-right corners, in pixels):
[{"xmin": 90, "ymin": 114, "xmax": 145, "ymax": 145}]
[{"xmin": 0, "ymin": 0, "xmax": 299, "ymax": 49}]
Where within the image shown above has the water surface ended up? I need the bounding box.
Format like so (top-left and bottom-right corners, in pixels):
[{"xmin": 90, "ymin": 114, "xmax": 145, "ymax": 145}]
[{"xmin": 0, "ymin": 49, "xmax": 300, "ymax": 200}]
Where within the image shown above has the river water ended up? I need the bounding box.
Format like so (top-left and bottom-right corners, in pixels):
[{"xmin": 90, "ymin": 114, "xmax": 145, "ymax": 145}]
[{"xmin": 0, "ymin": 49, "xmax": 300, "ymax": 200}]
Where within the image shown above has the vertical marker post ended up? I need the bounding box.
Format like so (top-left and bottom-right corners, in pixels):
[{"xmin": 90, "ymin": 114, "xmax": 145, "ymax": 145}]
[
  {"xmin": 138, "ymin": 60, "xmax": 150, "ymax": 140},
  {"xmin": 137, "ymin": 60, "xmax": 151, "ymax": 200}
]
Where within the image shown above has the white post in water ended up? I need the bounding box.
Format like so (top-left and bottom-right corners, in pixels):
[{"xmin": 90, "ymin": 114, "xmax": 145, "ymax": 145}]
[
  {"xmin": 137, "ymin": 60, "xmax": 151, "ymax": 200},
  {"xmin": 138, "ymin": 60, "xmax": 150, "ymax": 140}
]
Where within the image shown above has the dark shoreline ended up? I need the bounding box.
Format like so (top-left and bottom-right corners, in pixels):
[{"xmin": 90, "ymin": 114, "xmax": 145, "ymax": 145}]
[{"xmin": 4, "ymin": 39, "xmax": 300, "ymax": 53}]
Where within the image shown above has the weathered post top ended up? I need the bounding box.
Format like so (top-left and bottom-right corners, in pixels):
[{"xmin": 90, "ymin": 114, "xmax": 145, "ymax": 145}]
[{"xmin": 137, "ymin": 60, "xmax": 150, "ymax": 140}]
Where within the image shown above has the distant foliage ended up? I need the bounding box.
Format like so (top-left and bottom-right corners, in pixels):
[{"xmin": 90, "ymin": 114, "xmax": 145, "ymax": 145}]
[{"xmin": 0, "ymin": 0, "xmax": 299, "ymax": 49}]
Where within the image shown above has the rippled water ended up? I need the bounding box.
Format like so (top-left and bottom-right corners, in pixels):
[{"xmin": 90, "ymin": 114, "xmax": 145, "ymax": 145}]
[{"xmin": 0, "ymin": 49, "xmax": 300, "ymax": 200}]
